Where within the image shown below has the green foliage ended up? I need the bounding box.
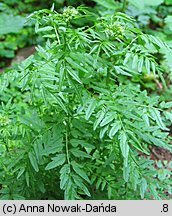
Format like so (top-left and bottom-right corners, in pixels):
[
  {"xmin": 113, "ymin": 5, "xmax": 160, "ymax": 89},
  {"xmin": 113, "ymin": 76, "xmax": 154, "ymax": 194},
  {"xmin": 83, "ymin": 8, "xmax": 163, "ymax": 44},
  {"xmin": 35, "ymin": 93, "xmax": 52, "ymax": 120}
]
[
  {"xmin": 92, "ymin": 0, "xmax": 172, "ymax": 100},
  {"xmin": 0, "ymin": 11, "xmax": 29, "ymax": 61},
  {"xmin": 0, "ymin": 0, "xmax": 95, "ymax": 66},
  {"xmin": 0, "ymin": 0, "xmax": 60, "ymax": 64},
  {"xmin": 0, "ymin": 14, "xmax": 26, "ymax": 35},
  {"xmin": 0, "ymin": 2, "xmax": 32, "ymax": 64},
  {"xmin": 0, "ymin": 5, "xmax": 172, "ymax": 200}
]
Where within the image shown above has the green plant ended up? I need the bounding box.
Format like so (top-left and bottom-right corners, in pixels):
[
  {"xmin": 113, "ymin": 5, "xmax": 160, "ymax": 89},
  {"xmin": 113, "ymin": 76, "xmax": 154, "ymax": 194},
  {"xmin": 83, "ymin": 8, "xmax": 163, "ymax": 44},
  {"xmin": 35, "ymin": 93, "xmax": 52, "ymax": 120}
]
[
  {"xmin": 0, "ymin": 6, "xmax": 172, "ymax": 200},
  {"xmin": 0, "ymin": 0, "xmax": 56, "ymax": 66},
  {"xmin": 92, "ymin": 1, "xmax": 172, "ymax": 101},
  {"xmin": 0, "ymin": 0, "xmax": 95, "ymax": 67},
  {"xmin": 0, "ymin": 2, "xmax": 35, "ymax": 67}
]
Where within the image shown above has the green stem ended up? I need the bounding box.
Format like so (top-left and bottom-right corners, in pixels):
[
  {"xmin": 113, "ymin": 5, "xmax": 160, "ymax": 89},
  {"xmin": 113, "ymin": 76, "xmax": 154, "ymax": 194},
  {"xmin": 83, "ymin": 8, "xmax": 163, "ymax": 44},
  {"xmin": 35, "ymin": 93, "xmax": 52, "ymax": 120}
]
[
  {"xmin": 65, "ymin": 131, "xmax": 70, "ymax": 164},
  {"xmin": 122, "ymin": 0, "xmax": 127, "ymax": 12},
  {"xmin": 65, "ymin": 117, "xmax": 71, "ymax": 165},
  {"xmin": 106, "ymin": 69, "xmax": 110, "ymax": 86},
  {"xmin": 54, "ymin": 24, "xmax": 61, "ymax": 45}
]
